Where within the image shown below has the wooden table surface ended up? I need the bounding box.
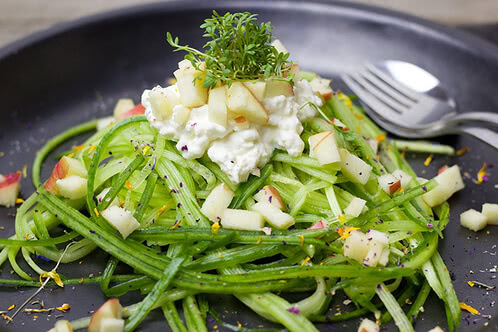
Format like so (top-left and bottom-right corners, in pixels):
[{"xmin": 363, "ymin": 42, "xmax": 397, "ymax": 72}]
[{"xmin": 1, "ymin": 0, "xmax": 498, "ymax": 49}]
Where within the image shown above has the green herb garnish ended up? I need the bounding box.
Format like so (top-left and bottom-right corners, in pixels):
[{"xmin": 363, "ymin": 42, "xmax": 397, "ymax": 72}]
[{"xmin": 166, "ymin": 10, "xmax": 292, "ymax": 88}]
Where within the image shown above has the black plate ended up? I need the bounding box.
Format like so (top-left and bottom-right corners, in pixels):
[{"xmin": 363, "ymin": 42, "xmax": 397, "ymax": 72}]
[{"xmin": 0, "ymin": 1, "xmax": 496, "ymax": 331}]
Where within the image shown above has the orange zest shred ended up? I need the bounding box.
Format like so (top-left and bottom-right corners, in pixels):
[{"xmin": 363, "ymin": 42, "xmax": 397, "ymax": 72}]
[
  {"xmin": 218, "ymin": 252, "xmax": 223, "ymax": 259},
  {"xmin": 156, "ymin": 204, "xmax": 169, "ymax": 217},
  {"xmin": 211, "ymin": 222, "xmax": 221, "ymax": 234},
  {"xmin": 170, "ymin": 219, "xmax": 182, "ymax": 230},
  {"xmin": 7, "ymin": 305, "xmax": 14, "ymax": 311},
  {"xmin": 125, "ymin": 180, "xmax": 132, "ymax": 190},
  {"xmin": 424, "ymin": 154, "xmax": 433, "ymax": 166},
  {"xmin": 237, "ymin": 322, "xmax": 242, "ymax": 328},
  {"xmin": 474, "ymin": 162, "xmax": 487, "ymax": 184},
  {"xmin": 72, "ymin": 144, "xmax": 86, "ymax": 151},
  {"xmin": 16, "ymin": 198, "xmax": 24, "ymax": 204},
  {"xmin": 467, "ymin": 281, "xmax": 475, "ymax": 287},
  {"xmin": 459, "ymin": 302, "xmax": 479, "ymax": 315},
  {"xmin": 142, "ymin": 146, "xmax": 151, "ymax": 155},
  {"xmin": 456, "ymin": 147, "xmax": 469, "ymax": 156},
  {"xmin": 256, "ymin": 236, "xmax": 262, "ymax": 244},
  {"xmin": 88, "ymin": 145, "xmax": 96, "ymax": 154},
  {"xmin": 94, "ymin": 207, "xmax": 100, "ymax": 217},
  {"xmin": 356, "ymin": 123, "xmax": 361, "ymax": 133},
  {"xmin": 337, "ymin": 227, "xmax": 360, "ymax": 240},
  {"xmin": 354, "ymin": 113, "xmax": 364, "ymax": 120},
  {"xmin": 22, "ymin": 164, "xmax": 28, "ymax": 178},
  {"xmin": 56, "ymin": 304, "xmax": 71, "ymax": 312},
  {"xmin": 338, "ymin": 215, "xmax": 346, "ymax": 223},
  {"xmin": 67, "ymin": 152, "xmax": 76, "ymax": 158},
  {"xmin": 337, "ymin": 92, "xmax": 353, "ymax": 108},
  {"xmin": 40, "ymin": 270, "xmax": 64, "ymax": 288},
  {"xmin": 376, "ymin": 134, "xmax": 386, "ymax": 142},
  {"xmin": 301, "ymin": 256, "xmax": 311, "ymax": 266},
  {"xmin": 299, "ymin": 234, "xmax": 305, "ymax": 246}
]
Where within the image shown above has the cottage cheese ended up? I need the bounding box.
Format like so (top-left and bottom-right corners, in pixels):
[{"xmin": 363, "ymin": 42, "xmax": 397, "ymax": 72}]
[{"xmin": 143, "ymin": 79, "xmax": 322, "ymax": 183}]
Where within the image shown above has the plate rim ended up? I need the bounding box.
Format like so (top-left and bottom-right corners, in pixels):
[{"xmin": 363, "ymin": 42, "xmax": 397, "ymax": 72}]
[{"xmin": 1, "ymin": 0, "xmax": 498, "ymax": 63}]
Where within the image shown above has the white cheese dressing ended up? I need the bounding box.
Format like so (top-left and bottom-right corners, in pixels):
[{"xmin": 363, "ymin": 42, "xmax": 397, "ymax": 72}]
[{"xmin": 142, "ymin": 79, "xmax": 322, "ymax": 183}]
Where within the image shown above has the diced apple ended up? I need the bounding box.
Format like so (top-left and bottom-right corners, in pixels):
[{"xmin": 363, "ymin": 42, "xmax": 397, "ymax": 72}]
[
  {"xmin": 227, "ymin": 82, "xmax": 268, "ymax": 125},
  {"xmin": 287, "ymin": 64, "xmax": 300, "ymax": 83},
  {"xmin": 310, "ymin": 77, "xmax": 333, "ymax": 100},
  {"xmin": 378, "ymin": 247, "xmax": 390, "ymax": 266},
  {"xmin": 0, "ymin": 172, "xmax": 21, "ymax": 207},
  {"xmin": 308, "ymin": 131, "xmax": 341, "ymax": 166},
  {"xmin": 117, "ymin": 104, "xmax": 145, "ymax": 120},
  {"xmin": 344, "ymin": 197, "xmax": 366, "ymax": 217},
  {"xmin": 201, "ymin": 183, "xmax": 234, "ymax": 222},
  {"xmin": 271, "ymin": 39, "xmax": 289, "ymax": 54},
  {"xmin": 45, "ymin": 156, "xmax": 88, "ymax": 195},
  {"xmin": 97, "ymin": 116, "xmax": 114, "ymax": 130},
  {"xmin": 100, "ymin": 318, "xmax": 124, "ymax": 332},
  {"xmin": 113, "ymin": 98, "xmax": 135, "ymax": 119},
  {"xmin": 221, "ymin": 208, "xmax": 264, "ymax": 231},
  {"xmin": 307, "ymin": 220, "xmax": 326, "ymax": 230},
  {"xmin": 172, "ymin": 105, "xmax": 191, "ymax": 126},
  {"xmin": 173, "ymin": 60, "xmax": 208, "ymax": 107},
  {"xmin": 427, "ymin": 326, "xmax": 445, "ymax": 332},
  {"xmin": 343, "ymin": 230, "xmax": 370, "ymax": 263},
  {"xmin": 56, "ymin": 176, "xmax": 87, "ymax": 200},
  {"xmin": 101, "ymin": 206, "xmax": 140, "ymax": 238},
  {"xmin": 367, "ymin": 139, "xmax": 379, "ymax": 154},
  {"xmin": 243, "ymin": 81, "xmax": 267, "ymax": 102},
  {"xmin": 48, "ymin": 320, "xmax": 73, "ymax": 332},
  {"xmin": 460, "ymin": 209, "xmax": 488, "ymax": 232},
  {"xmin": 250, "ymin": 201, "xmax": 295, "ymax": 230},
  {"xmin": 96, "ymin": 188, "xmax": 119, "ymax": 207},
  {"xmin": 233, "ymin": 116, "xmax": 250, "ymax": 129},
  {"xmin": 208, "ymin": 86, "xmax": 228, "ymax": 127},
  {"xmin": 339, "ymin": 149, "xmax": 372, "ymax": 185},
  {"xmin": 363, "ymin": 241, "xmax": 385, "ymax": 267},
  {"xmin": 378, "ymin": 174, "xmax": 397, "ymax": 194},
  {"xmin": 148, "ymin": 88, "xmax": 180, "ymax": 121},
  {"xmin": 368, "ymin": 230, "xmax": 389, "ymax": 245},
  {"xmin": 482, "ymin": 203, "xmax": 498, "ymax": 225},
  {"xmin": 422, "ymin": 165, "xmax": 464, "ymax": 207},
  {"xmin": 392, "ymin": 170, "xmax": 413, "ymax": 189},
  {"xmin": 88, "ymin": 298, "xmax": 122, "ymax": 332},
  {"xmin": 264, "ymin": 80, "xmax": 294, "ymax": 98},
  {"xmin": 357, "ymin": 318, "xmax": 379, "ymax": 332},
  {"xmin": 253, "ymin": 185, "xmax": 286, "ymax": 210}
]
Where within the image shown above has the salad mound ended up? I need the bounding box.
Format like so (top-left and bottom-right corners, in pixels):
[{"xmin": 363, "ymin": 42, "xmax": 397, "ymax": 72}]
[{"xmin": 0, "ymin": 10, "xmax": 469, "ymax": 332}]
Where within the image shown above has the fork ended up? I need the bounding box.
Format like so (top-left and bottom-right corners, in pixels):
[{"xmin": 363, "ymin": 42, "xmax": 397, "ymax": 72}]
[{"xmin": 341, "ymin": 64, "xmax": 498, "ymax": 149}]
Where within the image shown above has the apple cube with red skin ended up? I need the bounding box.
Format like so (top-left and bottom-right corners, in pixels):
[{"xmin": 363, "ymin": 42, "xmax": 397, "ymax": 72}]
[
  {"xmin": 308, "ymin": 131, "xmax": 341, "ymax": 166},
  {"xmin": 253, "ymin": 185, "xmax": 286, "ymax": 210},
  {"xmin": 113, "ymin": 98, "xmax": 135, "ymax": 119},
  {"xmin": 243, "ymin": 81, "xmax": 266, "ymax": 102},
  {"xmin": 117, "ymin": 104, "xmax": 145, "ymax": 120},
  {"xmin": 339, "ymin": 149, "xmax": 372, "ymax": 185},
  {"xmin": 44, "ymin": 156, "xmax": 87, "ymax": 195},
  {"xmin": 227, "ymin": 82, "xmax": 269, "ymax": 125},
  {"xmin": 174, "ymin": 60, "xmax": 208, "ymax": 107},
  {"xmin": 56, "ymin": 175, "xmax": 87, "ymax": 200},
  {"xmin": 88, "ymin": 298, "xmax": 123, "ymax": 332},
  {"xmin": 310, "ymin": 77, "xmax": 333, "ymax": 100},
  {"xmin": 0, "ymin": 172, "xmax": 21, "ymax": 207}
]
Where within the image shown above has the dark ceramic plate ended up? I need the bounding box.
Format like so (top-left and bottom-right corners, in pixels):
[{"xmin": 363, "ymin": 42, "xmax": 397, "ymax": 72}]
[{"xmin": 0, "ymin": 1, "xmax": 496, "ymax": 331}]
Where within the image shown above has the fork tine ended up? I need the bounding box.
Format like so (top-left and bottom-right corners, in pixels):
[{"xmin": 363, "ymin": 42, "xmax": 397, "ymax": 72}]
[
  {"xmin": 360, "ymin": 69, "xmax": 414, "ymax": 108},
  {"xmin": 341, "ymin": 73, "xmax": 405, "ymax": 122},
  {"xmin": 365, "ymin": 63, "xmax": 421, "ymax": 101},
  {"xmin": 352, "ymin": 72, "xmax": 408, "ymax": 114}
]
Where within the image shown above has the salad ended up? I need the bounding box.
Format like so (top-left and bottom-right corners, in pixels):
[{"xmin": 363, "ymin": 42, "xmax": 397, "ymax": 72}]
[{"xmin": 0, "ymin": 10, "xmax": 495, "ymax": 332}]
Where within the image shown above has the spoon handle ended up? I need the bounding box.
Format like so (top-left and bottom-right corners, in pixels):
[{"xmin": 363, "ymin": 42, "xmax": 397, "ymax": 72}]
[
  {"xmin": 445, "ymin": 112, "xmax": 498, "ymax": 128},
  {"xmin": 453, "ymin": 126, "xmax": 498, "ymax": 150}
]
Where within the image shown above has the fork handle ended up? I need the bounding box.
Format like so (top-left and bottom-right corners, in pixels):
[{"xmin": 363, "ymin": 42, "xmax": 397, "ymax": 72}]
[
  {"xmin": 454, "ymin": 126, "xmax": 498, "ymax": 150},
  {"xmin": 445, "ymin": 112, "xmax": 498, "ymax": 128}
]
